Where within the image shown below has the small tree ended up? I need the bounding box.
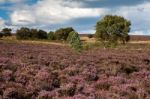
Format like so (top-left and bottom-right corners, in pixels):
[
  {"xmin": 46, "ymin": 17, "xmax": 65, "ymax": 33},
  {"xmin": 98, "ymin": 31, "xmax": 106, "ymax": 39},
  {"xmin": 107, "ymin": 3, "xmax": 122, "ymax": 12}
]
[
  {"xmin": 67, "ymin": 31, "xmax": 75, "ymax": 42},
  {"xmin": 95, "ymin": 15, "xmax": 131, "ymax": 47},
  {"xmin": 68, "ymin": 31, "xmax": 82, "ymax": 52},
  {"xmin": 1, "ymin": 28, "xmax": 12, "ymax": 36},
  {"xmin": 55, "ymin": 27, "xmax": 74, "ymax": 40},
  {"xmin": 48, "ymin": 31, "xmax": 55, "ymax": 40}
]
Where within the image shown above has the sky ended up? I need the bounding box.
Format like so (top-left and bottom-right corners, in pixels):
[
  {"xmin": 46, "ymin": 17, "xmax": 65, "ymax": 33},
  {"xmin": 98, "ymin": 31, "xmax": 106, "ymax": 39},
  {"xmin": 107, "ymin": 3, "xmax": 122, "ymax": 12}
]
[{"xmin": 0, "ymin": 0, "xmax": 150, "ymax": 35}]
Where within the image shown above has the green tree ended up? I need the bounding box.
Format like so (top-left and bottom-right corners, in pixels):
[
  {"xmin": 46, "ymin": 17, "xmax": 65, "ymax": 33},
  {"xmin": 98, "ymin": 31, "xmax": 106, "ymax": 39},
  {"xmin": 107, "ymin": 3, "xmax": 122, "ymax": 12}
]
[
  {"xmin": 88, "ymin": 34, "xmax": 93, "ymax": 38},
  {"xmin": 30, "ymin": 29, "xmax": 38, "ymax": 39},
  {"xmin": 55, "ymin": 27, "xmax": 74, "ymax": 40},
  {"xmin": 37, "ymin": 30, "xmax": 47, "ymax": 39},
  {"xmin": 16, "ymin": 27, "xmax": 31, "ymax": 40},
  {"xmin": 95, "ymin": 15, "xmax": 131, "ymax": 47},
  {"xmin": 68, "ymin": 31, "xmax": 82, "ymax": 52},
  {"xmin": 1, "ymin": 28, "xmax": 12, "ymax": 36},
  {"xmin": 48, "ymin": 31, "xmax": 55, "ymax": 40},
  {"xmin": 0, "ymin": 32, "xmax": 3, "ymax": 38},
  {"xmin": 67, "ymin": 31, "xmax": 75, "ymax": 42}
]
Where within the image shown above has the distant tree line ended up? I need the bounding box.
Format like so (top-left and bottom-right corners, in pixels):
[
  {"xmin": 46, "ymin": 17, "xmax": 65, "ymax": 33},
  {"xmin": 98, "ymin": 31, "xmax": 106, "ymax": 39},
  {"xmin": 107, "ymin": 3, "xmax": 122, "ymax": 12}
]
[
  {"xmin": 16, "ymin": 27, "xmax": 75, "ymax": 41},
  {"xmin": 15, "ymin": 27, "xmax": 82, "ymax": 51},
  {"xmin": 0, "ymin": 15, "xmax": 131, "ymax": 50}
]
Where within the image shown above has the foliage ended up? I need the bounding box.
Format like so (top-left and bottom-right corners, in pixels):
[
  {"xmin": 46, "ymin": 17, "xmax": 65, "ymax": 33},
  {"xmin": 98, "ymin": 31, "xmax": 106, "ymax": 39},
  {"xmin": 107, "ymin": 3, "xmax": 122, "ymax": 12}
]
[
  {"xmin": 95, "ymin": 15, "xmax": 131, "ymax": 47},
  {"xmin": 30, "ymin": 29, "xmax": 39, "ymax": 39},
  {"xmin": 1, "ymin": 28, "xmax": 12, "ymax": 36},
  {"xmin": 16, "ymin": 27, "xmax": 47, "ymax": 40},
  {"xmin": 0, "ymin": 32, "xmax": 3, "ymax": 38},
  {"xmin": 88, "ymin": 34, "xmax": 93, "ymax": 38},
  {"xmin": 37, "ymin": 30, "xmax": 47, "ymax": 39},
  {"xmin": 55, "ymin": 27, "xmax": 74, "ymax": 40},
  {"xmin": 68, "ymin": 31, "xmax": 82, "ymax": 52},
  {"xmin": 16, "ymin": 27, "xmax": 31, "ymax": 40},
  {"xmin": 48, "ymin": 31, "xmax": 55, "ymax": 40}
]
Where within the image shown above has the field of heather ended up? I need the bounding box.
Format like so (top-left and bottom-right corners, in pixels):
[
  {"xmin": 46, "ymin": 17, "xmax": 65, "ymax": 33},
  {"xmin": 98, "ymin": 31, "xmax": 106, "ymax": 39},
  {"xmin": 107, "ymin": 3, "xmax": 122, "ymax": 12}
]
[{"xmin": 0, "ymin": 41, "xmax": 150, "ymax": 99}]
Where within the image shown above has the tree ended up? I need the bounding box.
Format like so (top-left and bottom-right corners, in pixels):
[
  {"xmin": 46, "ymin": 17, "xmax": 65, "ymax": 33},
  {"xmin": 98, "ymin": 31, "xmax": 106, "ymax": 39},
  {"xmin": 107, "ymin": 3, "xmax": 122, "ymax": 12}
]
[
  {"xmin": 95, "ymin": 15, "xmax": 131, "ymax": 47},
  {"xmin": 16, "ymin": 27, "xmax": 31, "ymax": 40},
  {"xmin": 48, "ymin": 31, "xmax": 55, "ymax": 40},
  {"xmin": 88, "ymin": 34, "xmax": 93, "ymax": 38},
  {"xmin": 1, "ymin": 28, "xmax": 12, "ymax": 36},
  {"xmin": 37, "ymin": 30, "xmax": 47, "ymax": 39},
  {"xmin": 30, "ymin": 29, "xmax": 38, "ymax": 39},
  {"xmin": 55, "ymin": 27, "xmax": 74, "ymax": 40},
  {"xmin": 67, "ymin": 31, "xmax": 75, "ymax": 42},
  {"xmin": 68, "ymin": 31, "xmax": 82, "ymax": 52},
  {"xmin": 0, "ymin": 32, "xmax": 3, "ymax": 38}
]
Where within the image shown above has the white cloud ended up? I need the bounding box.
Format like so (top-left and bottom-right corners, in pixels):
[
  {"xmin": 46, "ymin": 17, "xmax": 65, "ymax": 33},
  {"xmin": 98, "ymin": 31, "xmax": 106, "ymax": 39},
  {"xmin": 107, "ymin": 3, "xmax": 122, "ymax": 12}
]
[
  {"xmin": 112, "ymin": 2, "xmax": 150, "ymax": 35},
  {"xmin": 129, "ymin": 31, "xmax": 145, "ymax": 35},
  {"xmin": 0, "ymin": 17, "xmax": 5, "ymax": 26},
  {"xmin": 0, "ymin": 0, "xmax": 25, "ymax": 3},
  {"xmin": 10, "ymin": 0, "xmax": 106, "ymax": 25}
]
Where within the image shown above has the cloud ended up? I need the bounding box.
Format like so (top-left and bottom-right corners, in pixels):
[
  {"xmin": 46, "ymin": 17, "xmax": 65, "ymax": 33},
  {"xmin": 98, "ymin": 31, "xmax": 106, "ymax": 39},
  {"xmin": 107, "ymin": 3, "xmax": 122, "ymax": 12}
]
[
  {"xmin": 0, "ymin": 0, "xmax": 26, "ymax": 3},
  {"xmin": 129, "ymin": 31, "xmax": 145, "ymax": 35},
  {"xmin": 0, "ymin": 17, "xmax": 5, "ymax": 26},
  {"xmin": 10, "ymin": 0, "xmax": 107, "ymax": 26},
  {"xmin": 110, "ymin": 2, "xmax": 150, "ymax": 35}
]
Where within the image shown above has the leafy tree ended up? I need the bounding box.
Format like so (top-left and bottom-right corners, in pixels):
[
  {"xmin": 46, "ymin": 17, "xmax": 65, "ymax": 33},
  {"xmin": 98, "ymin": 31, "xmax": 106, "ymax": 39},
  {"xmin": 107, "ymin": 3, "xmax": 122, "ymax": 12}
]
[
  {"xmin": 0, "ymin": 32, "xmax": 3, "ymax": 38},
  {"xmin": 1, "ymin": 28, "xmax": 12, "ymax": 36},
  {"xmin": 88, "ymin": 34, "xmax": 93, "ymax": 38},
  {"xmin": 95, "ymin": 15, "xmax": 131, "ymax": 47},
  {"xmin": 67, "ymin": 31, "xmax": 76, "ymax": 42},
  {"xmin": 30, "ymin": 29, "xmax": 38, "ymax": 39},
  {"xmin": 37, "ymin": 30, "xmax": 47, "ymax": 39},
  {"xmin": 55, "ymin": 27, "xmax": 74, "ymax": 40},
  {"xmin": 68, "ymin": 31, "xmax": 82, "ymax": 52},
  {"xmin": 48, "ymin": 31, "xmax": 55, "ymax": 40},
  {"xmin": 16, "ymin": 27, "xmax": 31, "ymax": 40}
]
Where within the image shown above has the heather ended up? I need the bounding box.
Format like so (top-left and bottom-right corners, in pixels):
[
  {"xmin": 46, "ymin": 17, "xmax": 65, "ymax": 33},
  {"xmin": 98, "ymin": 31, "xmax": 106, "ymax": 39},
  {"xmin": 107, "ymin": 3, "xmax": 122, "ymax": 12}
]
[{"xmin": 0, "ymin": 42, "xmax": 150, "ymax": 99}]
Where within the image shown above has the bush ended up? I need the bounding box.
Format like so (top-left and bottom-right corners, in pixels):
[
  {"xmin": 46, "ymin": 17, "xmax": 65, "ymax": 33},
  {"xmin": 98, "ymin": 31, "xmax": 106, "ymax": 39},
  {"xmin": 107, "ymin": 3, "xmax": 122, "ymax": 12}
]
[
  {"xmin": 48, "ymin": 31, "xmax": 55, "ymax": 40},
  {"xmin": 55, "ymin": 27, "xmax": 74, "ymax": 40},
  {"xmin": 95, "ymin": 15, "xmax": 131, "ymax": 47},
  {"xmin": 1, "ymin": 28, "xmax": 12, "ymax": 36},
  {"xmin": 68, "ymin": 31, "xmax": 82, "ymax": 52}
]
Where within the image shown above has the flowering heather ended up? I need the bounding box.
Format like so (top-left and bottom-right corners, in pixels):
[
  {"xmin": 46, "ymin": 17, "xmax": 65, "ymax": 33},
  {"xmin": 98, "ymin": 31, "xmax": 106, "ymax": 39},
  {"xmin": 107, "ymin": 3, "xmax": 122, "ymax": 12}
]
[{"xmin": 0, "ymin": 42, "xmax": 150, "ymax": 99}]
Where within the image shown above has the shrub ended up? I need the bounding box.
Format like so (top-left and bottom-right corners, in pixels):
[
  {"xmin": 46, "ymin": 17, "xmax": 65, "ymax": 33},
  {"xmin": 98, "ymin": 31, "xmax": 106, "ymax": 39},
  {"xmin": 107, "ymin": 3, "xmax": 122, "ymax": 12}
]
[
  {"xmin": 48, "ymin": 31, "xmax": 55, "ymax": 40},
  {"xmin": 68, "ymin": 31, "xmax": 82, "ymax": 52},
  {"xmin": 95, "ymin": 15, "xmax": 131, "ymax": 47},
  {"xmin": 55, "ymin": 27, "xmax": 74, "ymax": 40}
]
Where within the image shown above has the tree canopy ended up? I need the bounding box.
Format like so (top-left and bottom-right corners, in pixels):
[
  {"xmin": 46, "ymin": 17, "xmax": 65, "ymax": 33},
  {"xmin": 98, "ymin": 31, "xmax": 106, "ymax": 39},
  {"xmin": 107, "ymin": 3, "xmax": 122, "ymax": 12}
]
[{"xmin": 95, "ymin": 15, "xmax": 131, "ymax": 47}]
